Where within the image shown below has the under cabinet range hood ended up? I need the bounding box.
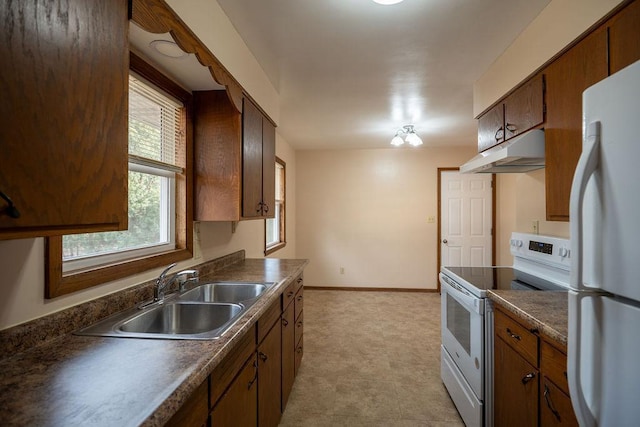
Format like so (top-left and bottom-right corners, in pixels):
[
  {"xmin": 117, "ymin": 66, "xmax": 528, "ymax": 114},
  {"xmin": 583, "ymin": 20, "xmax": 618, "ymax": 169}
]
[{"xmin": 460, "ymin": 129, "xmax": 545, "ymax": 173}]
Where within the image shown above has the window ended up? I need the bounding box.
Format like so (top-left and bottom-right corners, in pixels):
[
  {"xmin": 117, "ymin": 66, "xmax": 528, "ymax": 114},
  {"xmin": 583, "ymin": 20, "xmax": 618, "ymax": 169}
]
[
  {"xmin": 45, "ymin": 53, "xmax": 193, "ymax": 298},
  {"xmin": 62, "ymin": 75, "xmax": 181, "ymax": 272},
  {"xmin": 265, "ymin": 157, "xmax": 286, "ymax": 255}
]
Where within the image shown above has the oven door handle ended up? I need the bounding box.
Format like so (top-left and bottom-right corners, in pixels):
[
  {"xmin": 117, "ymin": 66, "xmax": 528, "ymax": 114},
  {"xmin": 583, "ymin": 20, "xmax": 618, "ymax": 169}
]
[{"xmin": 440, "ymin": 273, "xmax": 482, "ymax": 315}]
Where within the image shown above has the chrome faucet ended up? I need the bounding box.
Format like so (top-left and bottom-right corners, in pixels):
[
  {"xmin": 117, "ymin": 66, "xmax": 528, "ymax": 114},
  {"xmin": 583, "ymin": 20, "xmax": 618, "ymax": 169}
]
[
  {"xmin": 153, "ymin": 263, "xmax": 177, "ymax": 303},
  {"xmin": 152, "ymin": 264, "xmax": 200, "ymax": 303}
]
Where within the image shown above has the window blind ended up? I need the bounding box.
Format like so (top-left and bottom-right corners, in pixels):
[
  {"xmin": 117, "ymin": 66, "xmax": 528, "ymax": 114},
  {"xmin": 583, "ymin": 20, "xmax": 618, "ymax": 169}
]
[{"xmin": 128, "ymin": 74, "xmax": 183, "ymax": 173}]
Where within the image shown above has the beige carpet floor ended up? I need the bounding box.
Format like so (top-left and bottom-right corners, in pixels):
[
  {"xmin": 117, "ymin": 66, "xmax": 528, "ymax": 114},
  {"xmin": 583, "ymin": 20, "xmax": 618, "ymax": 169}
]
[{"xmin": 279, "ymin": 289, "xmax": 465, "ymax": 426}]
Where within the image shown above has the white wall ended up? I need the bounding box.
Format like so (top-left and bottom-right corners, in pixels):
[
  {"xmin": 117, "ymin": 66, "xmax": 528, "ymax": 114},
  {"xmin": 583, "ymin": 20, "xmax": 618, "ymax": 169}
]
[
  {"xmin": 296, "ymin": 146, "xmax": 477, "ymax": 290},
  {"xmin": 474, "ymin": 0, "xmax": 623, "ymax": 116}
]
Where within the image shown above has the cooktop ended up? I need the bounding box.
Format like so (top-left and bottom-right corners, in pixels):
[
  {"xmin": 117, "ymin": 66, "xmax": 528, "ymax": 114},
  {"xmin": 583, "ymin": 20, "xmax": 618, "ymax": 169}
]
[{"xmin": 441, "ymin": 265, "xmax": 566, "ymax": 295}]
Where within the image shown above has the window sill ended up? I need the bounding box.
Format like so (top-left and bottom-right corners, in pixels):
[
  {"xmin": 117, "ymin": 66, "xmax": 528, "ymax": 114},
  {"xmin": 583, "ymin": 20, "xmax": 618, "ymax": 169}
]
[
  {"xmin": 46, "ymin": 236, "xmax": 192, "ymax": 298},
  {"xmin": 264, "ymin": 242, "xmax": 286, "ymax": 256}
]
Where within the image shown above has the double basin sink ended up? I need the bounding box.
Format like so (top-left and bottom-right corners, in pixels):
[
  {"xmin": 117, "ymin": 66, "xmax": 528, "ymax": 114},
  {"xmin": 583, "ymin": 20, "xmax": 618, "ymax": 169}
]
[{"xmin": 76, "ymin": 282, "xmax": 273, "ymax": 340}]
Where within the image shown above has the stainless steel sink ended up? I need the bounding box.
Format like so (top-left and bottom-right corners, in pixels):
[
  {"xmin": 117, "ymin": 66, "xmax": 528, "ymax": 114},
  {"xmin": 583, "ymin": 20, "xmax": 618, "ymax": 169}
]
[
  {"xmin": 75, "ymin": 281, "xmax": 274, "ymax": 340},
  {"xmin": 75, "ymin": 301, "xmax": 245, "ymax": 340},
  {"xmin": 119, "ymin": 302, "xmax": 242, "ymax": 335},
  {"xmin": 178, "ymin": 282, "xmax": 269, "ymax": 304}
]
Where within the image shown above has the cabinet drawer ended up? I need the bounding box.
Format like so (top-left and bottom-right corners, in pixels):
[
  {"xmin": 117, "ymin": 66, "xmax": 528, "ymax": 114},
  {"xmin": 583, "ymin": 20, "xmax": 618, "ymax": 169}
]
[
  {"xmin": 541, "ymin": 340, "xmax": 569, "ymax": 395},
  {"xmin": 257, "ymin": 298, "xmax": 280, "ymax": 344},
  {"xmin": 293, "ymin": 274, "xmax": 304, "ymax": 294},
  {"xmin": 294, "ymin": 287, "xmax": 304, "ymax": 321},
  {"xmin": 494, "ymin": 309, "xmax": 538, "ymax": 367},
  {"xmin": 295, "ymin": 311, "xmax": 303, "ymax": 346},
  {"xmin": 541, "ymin": 377, "xmax": 579, "ymax": 426},
  {"xmin": 282, "ymin": 280, "xmax": 297, "ymax": 309},
  {"xmin": 210, "ymin": 324, "xmax": 256, "ymax": 407}
]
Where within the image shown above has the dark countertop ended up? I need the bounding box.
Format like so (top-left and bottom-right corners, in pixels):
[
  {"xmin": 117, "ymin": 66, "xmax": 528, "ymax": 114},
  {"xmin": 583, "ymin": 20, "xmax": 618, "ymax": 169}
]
[
  {"xmin": 0, "ymin": 258, "xmax": 308, "ymax": 427},
  {"xmin": 487, "ymin": 290, "xmax": 569, "ymax": 349}
]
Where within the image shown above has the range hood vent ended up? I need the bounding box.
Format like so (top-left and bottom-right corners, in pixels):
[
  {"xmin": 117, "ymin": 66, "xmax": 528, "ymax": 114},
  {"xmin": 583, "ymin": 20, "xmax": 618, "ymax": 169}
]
[{"xmin": 460, "ymin": 129, "xmax": 545, "ymax": 174}]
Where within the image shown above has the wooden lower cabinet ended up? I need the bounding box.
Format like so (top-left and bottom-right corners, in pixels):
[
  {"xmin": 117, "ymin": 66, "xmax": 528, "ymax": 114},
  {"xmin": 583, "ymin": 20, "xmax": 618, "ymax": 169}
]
[
  {"xmin": 211, "ymin": 354, "xmax": 258, "ymax": 427},
  {"xmin": 281, "ymin": 296, "xmax": 296, "ymax": 410},
  {"xmin": 494, "ymin": 307, "xmax": 578, "ymax": 427},
  {"xmin": 541, "ymin": 377, "xmax": 579, "ymax": 426},
  {"xmin": 494, "ymin": 335, "xmax": 539, "ymax": 427},
  {"xmin": 166, "ymin": 380, "xmax": 209, "ymax": 427},
  {"xmin": 258, "ymin": 320, "xmax": 282, "ymax": 427}
]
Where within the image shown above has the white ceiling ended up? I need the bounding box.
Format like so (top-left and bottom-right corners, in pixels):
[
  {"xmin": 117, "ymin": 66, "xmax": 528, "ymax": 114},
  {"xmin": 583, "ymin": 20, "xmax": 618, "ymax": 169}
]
[{"xmin": 215, "ymin": 0, "xmax": 551, "ymax": 150}]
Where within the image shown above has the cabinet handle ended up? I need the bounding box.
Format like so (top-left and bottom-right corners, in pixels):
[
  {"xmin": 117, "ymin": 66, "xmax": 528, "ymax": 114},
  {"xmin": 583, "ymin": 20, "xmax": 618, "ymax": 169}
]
[
  {"xmin": 296, "ymin": 277, "xmax": 303, "ymax": 284},
  {"xmin": 521, "ymin": 372, "xmax": 536, "ymax": 384},
  {"xmin": 297, "ymin": 295, "xmax": 303, "ymax": 302},
  {"xmin": 296, "ymin": 346, "xmax": 303, "ymax": 354},
  {"xmin": 506, "ymin": 328, "xmax": 521, "ymax": 341},
  {"xmin": 297, "ymin": 321, "xmax": 303, "ymax": 328},
  {"xmin": 258, "ymin": 351, "xmax": 268, "ymax": 362},
  {"xmin": 0, "ymin": 191, "xmax": 21, "ymax": 219},
  {"xmin": 263, "ymin": 203, "xmax": 269, "ymax": 213},
  {"xmin": 544, "ymin": 384, "xmax": 562, "ymax": 421},
  {"xmin": 256, "ymin": 202, "xmax": 263, "ymax": 213},
  {"xmin": 494, "ymin": 126, "xmax": 504, "ymax": 141},
  {"xmin": 287, "ymin": 291, "xmax": 294, "ymax": 298},
  {"xmin": 505, "ymin": 123, "xmax": 517, "ymax": 133},
  {"xmin": 247, "ymin": 359, "xmax": 258, "ymax": 389},
  {"xmin": 282, "ymin": 318, "xmax": 289, "ymax": 326}
]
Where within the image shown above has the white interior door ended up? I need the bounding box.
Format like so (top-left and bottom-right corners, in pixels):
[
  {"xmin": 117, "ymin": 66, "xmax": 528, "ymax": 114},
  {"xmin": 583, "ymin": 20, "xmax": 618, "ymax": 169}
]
[{"xmin": 440, "ymin": 171, "xmax": 493, "ymax": 267}]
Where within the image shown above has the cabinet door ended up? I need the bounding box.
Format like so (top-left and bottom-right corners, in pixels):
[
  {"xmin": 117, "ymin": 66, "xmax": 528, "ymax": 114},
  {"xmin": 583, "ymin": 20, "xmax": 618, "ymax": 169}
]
[
  {"xmin": 503, "ymin": 74, "xmax": 545, "ymax": 140},
  {"xmin": 242, "ymin": 98, "xmax": 264, "ymax": 218},
  {"xmin": 211, "ymin": 354, "xmax": 258, "ymax": 427},
  {"xmin": 494, "ymin": 336, "xmax": 538, "ymax": 427},
  {"xmin": 0, "ymin": 0, "xmax": 128, "ymax": 239},
  {"xmin": 258, "ymin": 321, "xmax": 282, "ymax": 427},
  {"xmin": 478, "ymin": 103, "xmax": 504, "ymax": 152},
  {"xmin": 608, "ymin": 0, "xmax": 640, "ymax": 75},
  {"xmin": 262, "ymin": 119, "xmax": 276, "ymax": 219},
  {"xmin": 541, "ymin": 377, "xmax": 579, "ymax": 426},
  {"xmin": 166, "ymin": 380, "xmax": 209, "ymax": 427},
  {"xmin": 281, "ymin": 302, "xmax": 295, "ymax": 410},
  {"xmin": 544, "ymin": 27, "xmax": 608, "ymax": 221}
]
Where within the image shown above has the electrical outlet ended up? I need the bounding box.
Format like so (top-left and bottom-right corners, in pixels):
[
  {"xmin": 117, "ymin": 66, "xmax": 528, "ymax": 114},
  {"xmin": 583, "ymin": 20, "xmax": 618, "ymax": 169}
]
[
  {"xmin": 532, "ymin": 220, "xmax": 539, "ymax": 234},
  {"xmin": 427, "ymin": 216, "xmax": 436, "ymax": 223},
  {"xmin": 340, "ymin": 267, "xmax": 345, "ymax": 274}
]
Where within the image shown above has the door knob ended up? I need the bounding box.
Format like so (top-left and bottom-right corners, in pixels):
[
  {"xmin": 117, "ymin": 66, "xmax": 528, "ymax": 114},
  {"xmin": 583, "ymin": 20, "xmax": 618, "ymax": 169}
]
[{"xmin": 442, "ymin": 239, "xmax": 448, "ymax": 244}]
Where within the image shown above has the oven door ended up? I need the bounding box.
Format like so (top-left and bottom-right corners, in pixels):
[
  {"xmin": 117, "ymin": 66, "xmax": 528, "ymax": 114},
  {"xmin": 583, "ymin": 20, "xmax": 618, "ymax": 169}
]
[{"xmin": 440, "ymin": 273, "xmax": 484, "ymax": 398}]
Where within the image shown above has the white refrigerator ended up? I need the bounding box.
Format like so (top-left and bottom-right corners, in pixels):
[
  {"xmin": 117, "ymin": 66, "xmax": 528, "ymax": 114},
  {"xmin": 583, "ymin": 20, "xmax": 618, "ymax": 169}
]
[{"xmin": 569, "ymin": 59, "xmax": 640, "ymax": 427}]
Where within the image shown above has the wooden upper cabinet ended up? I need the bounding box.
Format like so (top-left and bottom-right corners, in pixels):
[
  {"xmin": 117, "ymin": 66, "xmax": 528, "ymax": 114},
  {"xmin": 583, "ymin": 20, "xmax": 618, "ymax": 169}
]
[
  {"xmin": 503, "ymin": 74, "xmax": 545, "ymax": 140},
  {"xmin": 242, "ymin": 98, "xmax": 266, "ymax": 218},
  {"xmin": 478, "ymin": 103, "xmax": 505, "ymax": 152},
  {"xmin": 242, "ymin": 98, "xmax": 275, "ymax": 219},
  {"xmin": 608, "ymin": 0, "xmax": 640, "ymax": 75},
  {"xmin": 0, "ymin": 0, "xmax": 129, "ymax": 240},
  {"xmin": 477, "ymin": 74, "xmax": 544, "ymax": 153},
  {"xmin": 194, "ymin": 90, "xmax": 242, "ymax": 221},
  {"xmin": 194, "ymin": 93, "xmax": 275, "ymax": 221},
  {"xmin": 544, "ymin": 27, "xmax": 608, "ymax": 221}
]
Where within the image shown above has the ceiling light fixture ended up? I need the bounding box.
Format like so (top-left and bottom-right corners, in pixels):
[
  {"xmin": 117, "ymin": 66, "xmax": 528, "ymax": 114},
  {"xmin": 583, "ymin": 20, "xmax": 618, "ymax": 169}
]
[
  {"xmin": 391, "ymin": 125, "xmax": 423, "ymax": 147},
  {"xmin": 149, "ymin": 40, "xmax": 188, "ymax": 59},
  {"xmin": 372, "ymin": 0, "xmax": 404, "ymax": 4}
]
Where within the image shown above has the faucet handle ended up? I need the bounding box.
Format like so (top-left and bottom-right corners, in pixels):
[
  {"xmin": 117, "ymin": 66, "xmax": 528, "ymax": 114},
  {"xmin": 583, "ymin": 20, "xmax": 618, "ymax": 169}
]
[
  {"xmin": 157, "ymin": 263, "xmax": 177, "ymax": 286},
  {"xmin": 175, "ymin": 269, "xmax": 199, "ymax": 291}
]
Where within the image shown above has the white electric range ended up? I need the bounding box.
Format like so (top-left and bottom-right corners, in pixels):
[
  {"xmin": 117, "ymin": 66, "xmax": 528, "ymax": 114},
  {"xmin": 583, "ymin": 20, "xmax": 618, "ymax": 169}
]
[{"xmin": 439, "ymin": 232, "xmax": 571, "ymax": 427}]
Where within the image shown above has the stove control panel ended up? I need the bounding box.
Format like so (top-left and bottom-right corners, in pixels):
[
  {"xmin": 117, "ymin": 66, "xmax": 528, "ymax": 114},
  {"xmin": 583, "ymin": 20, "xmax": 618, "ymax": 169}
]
[{"xmin": 510, "ymin": 232, "xmax": 571, "ymax": 271}]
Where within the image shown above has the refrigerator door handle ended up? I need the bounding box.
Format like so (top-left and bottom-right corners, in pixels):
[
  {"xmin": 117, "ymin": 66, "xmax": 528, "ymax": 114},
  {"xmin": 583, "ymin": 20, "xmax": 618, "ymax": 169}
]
[
  {"xmin": 570, "ymin": 121, "xmax": 601, "ymax": 292},
  {"xmin": 568, "ymin": 291, "xmax": 597, "ymax": 427}
]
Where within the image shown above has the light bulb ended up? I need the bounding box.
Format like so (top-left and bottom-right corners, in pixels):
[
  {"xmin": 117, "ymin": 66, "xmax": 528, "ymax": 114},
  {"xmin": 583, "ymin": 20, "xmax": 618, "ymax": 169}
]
[
  {"xmin": 406, "ymin": 131, "xmax": 423, "ymax": 146},
  {"xmin": 391, "ymin": 135, "xmax": 404, "ymax": 146},
  {"xmin": 373, "ymin": 0, "xmax": 404, "ymax": 4}
]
